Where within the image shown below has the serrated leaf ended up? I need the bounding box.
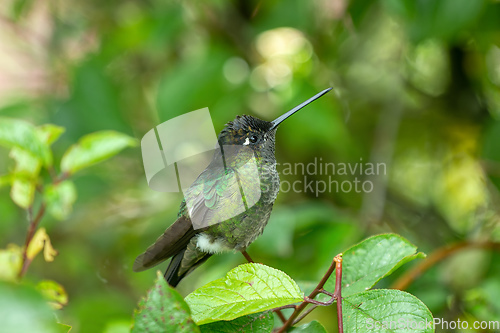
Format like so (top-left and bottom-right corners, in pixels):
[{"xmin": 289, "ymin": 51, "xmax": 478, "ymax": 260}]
[
  {"xmin": 324, "ymin": 234, "xmax": 425, "ymax": 298},
  {"xmin": 185, "ymin": 263, "xmax": 303, "ymax": 325},
  {"xmin": 132, "ymin": 271, "xmax": 199, "ymax": 333},
  {"xmin": 343, "ymin": 289, "xmax": 434, "ymax": 332},
  {"xmin": 60, "ymin": 130, "xmax": 136, "ymax": 174},
  {"xmin": 37, "ymin": 125, "xmax": 65, "ymax": 145},
  {"xmin": 290, "ymin": 321, "xmax": 327, "ymax": 332},
  {"xmin": 0, "ymin": 117, "xmax": 51, "ymax": 166},
  {"xmin": 0, "ymin": 244, "xmax": 23, "ymax": 281},
  {"xmin": 37, "ymin": 280, "xmax": 68, "ymax": 310},
  {"xmin": 44, "ymin": 181, "xmax": 77, "ymax": 220},
  {"xmin": 26, "ymin": 228, "xmax": 58, "ymax": 262},
  {"xmin": 200, "ymin": 311, "xmax": 273, "ymax": 333}
]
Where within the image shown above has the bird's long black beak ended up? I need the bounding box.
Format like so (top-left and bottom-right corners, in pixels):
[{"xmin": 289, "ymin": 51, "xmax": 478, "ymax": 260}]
[{"xmin": 269, "ymin": 87, "xmax": 332, "ymax": 130}]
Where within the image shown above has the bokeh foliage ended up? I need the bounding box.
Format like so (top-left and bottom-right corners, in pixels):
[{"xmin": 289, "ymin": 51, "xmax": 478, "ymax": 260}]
[{"xmin": 2, "ymin": 0, "xmax": 500, "ymax": 331}]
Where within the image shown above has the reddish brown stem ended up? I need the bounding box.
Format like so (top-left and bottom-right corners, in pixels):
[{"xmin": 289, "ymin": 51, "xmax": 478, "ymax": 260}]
[
  {"xmin": 274, "ymin": 309, "xmax": 287, "ymax": 324},
  {"xmin": 334, "ymin": 255, "xmax": 343, "ymax": 333},
  {"xmin": 276, "ymin": 254, "xmax": 343, "ymax": 332},
  {"xmin": 391, "ymin": 241, "xmax": 500, "ymax": 290},
  {"xmin": 53, "ymin": 171, "xmax": 70, "ymax": 185},
  {"xmin": 18, "ymin": 202, "xmax": 46, "ymax": 279}
]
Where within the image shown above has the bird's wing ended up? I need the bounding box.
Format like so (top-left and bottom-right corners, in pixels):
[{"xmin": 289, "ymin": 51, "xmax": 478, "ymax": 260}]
[
  {"xmin": 133, "ymin": 146, "xmax": 261, "ymax": 271},
  {"xmin": 133, "ymin": 210, "xmax": 196, "ymax": 272},
  {"xmin": 183, "ymin": 147, "xmax": 262, "ymax": 230}
]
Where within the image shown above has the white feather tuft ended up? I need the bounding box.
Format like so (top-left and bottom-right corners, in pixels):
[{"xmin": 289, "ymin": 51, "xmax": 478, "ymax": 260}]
[{"xmin": 196, "ymin": 234, "xmax": 230, "ymax": 254}]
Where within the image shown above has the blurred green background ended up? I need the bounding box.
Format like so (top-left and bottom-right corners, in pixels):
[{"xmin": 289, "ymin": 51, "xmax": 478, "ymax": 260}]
[{"xmin": 2, "ymin": 0, "xmax": 500, "ymax": 332}]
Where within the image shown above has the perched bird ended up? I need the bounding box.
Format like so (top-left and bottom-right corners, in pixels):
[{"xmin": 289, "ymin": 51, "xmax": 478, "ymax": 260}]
[{"xmin": 134, "ymin": 88, "xmax": 332, "ymax": 286}]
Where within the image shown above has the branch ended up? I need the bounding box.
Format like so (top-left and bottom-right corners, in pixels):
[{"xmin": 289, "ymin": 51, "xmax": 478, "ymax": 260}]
[
  {"xmin": 18, "ymin": 202, "xmax": 47, "ymax": 279},
  {"xmin": 391, "ymin": 241, "xmax": 500, "ymax": 290},
  {"xmin": 275, "ymin": 254, "xmax": 343, "ymax": 333},
  {"xmin": 17, "ymin": 171, "xmax": 71, "ymax": 279},
  {"xmin": 334, "ymin": 256, "xmax": 343, "ymax": 333}
]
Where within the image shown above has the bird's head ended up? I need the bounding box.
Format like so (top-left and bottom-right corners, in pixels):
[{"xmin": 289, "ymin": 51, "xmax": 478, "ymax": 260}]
[
  {"xmin": 218, "ymin": 115, "xmax": 275, "ymax": 152},
  {"xmin": 217, "ymin": 88, "xmax": 333, "ymax": 162}
]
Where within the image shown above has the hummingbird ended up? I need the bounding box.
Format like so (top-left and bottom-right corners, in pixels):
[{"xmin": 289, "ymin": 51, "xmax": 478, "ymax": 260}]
[{"xmin": 133, "ymin": 88, "xmax": 332, "ymax": 286}]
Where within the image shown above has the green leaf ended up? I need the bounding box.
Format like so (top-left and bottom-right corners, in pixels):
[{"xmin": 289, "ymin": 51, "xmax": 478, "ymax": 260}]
[
  {"xmin": 5, "ymin": 124, "xmax": 63, "ymax": 208},
  {"xmin": 200, "ymin": 312, "xmax": 273, "ymax": 333},
  {"xmin": 0, "ymin": 117, "xmax": 51, "ymax": 166},
  {"xmin": 60, "ymin": 130, "xmax": 136, "ymax": 174},
  {"xmin": 8, "ymin": 147, "xmax": 42, "ymax": 209},
  {"xmin": 5, "ymin": 123, "xmax": 61, "ymax": 209},
  {"xmin": 131, "ymin": 271, "xmax": 199, "ymax": 333},
  {"xmin": 324, "ymin": 234, "xmax": 425, "ymax": 298},
  {"xmin": 36, "ymin": 280, "xmax": 68, "ymax": 310},
  {"xmin": 44, "ymin": 181, "xmax": 77, "ymax": 220},
  {"xmin": 290, "ymin": 321, "xmax": 327, "ymax": 332},
  {"xmin": 10, "ymin": 176, "xmax": 36, "ymax": 209},
  {"xmin": 0, "ymin": 281, "xmax": 60, "ymax": 333},
  {"xmin": 343, "ymin": 289, "xmax": 434, "ymax": 332},
  {"xmin": 37, "ymin": 124, "xmax": 65, "ymax": 145},
  {"xmin": 103, "ymin": 320, "xmax": 131, "ymax": 333},
  {"xmin": 55, "ymin": 323, "xmax": 72, "ymax": 333},
  {"xmin": 0, "ymin": 244, "xmax": 22, "ymax": 281},
  {"xmin": 10, "ymin": 147, "xmax": 42, "ymax": 176},
  {"xmin": 185, "ymin": 263, "xmax": 303, "ymax": 325}
]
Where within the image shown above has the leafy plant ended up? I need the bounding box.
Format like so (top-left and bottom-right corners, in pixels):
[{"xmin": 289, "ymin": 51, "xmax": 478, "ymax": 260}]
[
  {"xmin": 132, "ymin": 272, "xmax": 199, "ymax": 333},
  {"xmin": 0, "ymin": 117, "xmax": 136, "ymax": 332},
  {"xmin": 132, "ymin": 234, "xmax": 433, "ymax": 332}
]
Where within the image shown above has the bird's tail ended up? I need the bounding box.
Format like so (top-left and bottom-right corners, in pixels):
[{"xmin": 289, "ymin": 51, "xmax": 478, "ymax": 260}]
[
  {"xmin": 164, "ymin": 250, "xmax": 186, "ymax": 287},
  {"xmin": 164, "ymin": 241, "xmax": 212, "ymax": 287}
]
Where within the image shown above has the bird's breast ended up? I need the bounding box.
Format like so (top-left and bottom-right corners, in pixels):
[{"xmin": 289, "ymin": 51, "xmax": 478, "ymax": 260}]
[{"xmin": 259, "ymin": 163, "xmax": 280, "ymax": 203}]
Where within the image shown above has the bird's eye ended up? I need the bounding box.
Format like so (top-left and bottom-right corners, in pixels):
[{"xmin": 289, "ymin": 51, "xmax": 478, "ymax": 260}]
[{"xmin": 249, "ymin": 135, "xmax": 258, "ymax": 144}]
